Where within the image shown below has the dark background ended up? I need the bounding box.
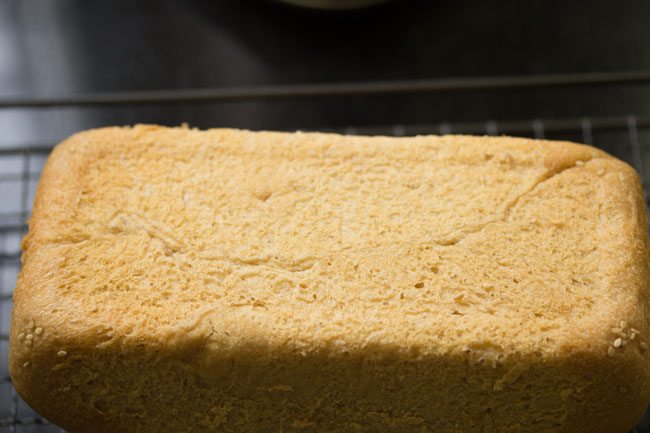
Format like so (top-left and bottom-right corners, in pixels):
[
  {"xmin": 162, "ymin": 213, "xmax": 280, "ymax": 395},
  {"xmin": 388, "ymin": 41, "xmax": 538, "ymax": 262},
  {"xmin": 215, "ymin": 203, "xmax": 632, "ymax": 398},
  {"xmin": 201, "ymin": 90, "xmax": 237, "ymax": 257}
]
[
  {"xmin": 0, "ymin": 0, "xmax": 649, "ymax": 141},
  {"xmin": 3, "ymin": 0, "xmax": 650, "ymax": 90}
]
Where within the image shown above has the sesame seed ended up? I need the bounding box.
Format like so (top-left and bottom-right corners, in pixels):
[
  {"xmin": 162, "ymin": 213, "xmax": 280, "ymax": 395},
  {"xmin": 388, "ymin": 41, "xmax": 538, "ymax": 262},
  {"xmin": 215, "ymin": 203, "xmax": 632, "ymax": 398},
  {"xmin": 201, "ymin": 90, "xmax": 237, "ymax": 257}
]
[
  {"xmin": 16, "ymin": 333, "xmax": 24, "ymax": 341},
  {"xmin": 620, "ymin": 321, "xmax": 628, "ymax": 329},
  {"xmin": 640, "ymin": 342, "xmax": 648, "ymax": 351},
  {"xmin": 57, "ymin": 351, "xmax": 67, "ymax": 358},
  {"xmin": 613, "ymin": 338, "xmax": 622, "ymax": 348},
  {"xmin": 34, "ymin": 327, "xmax": 43, "ymax": 335},
  {"xmin": 611, "ymin": 327, "xmax": 622, "ymax": 333},
  {"xmin": 27, "ymin": 321, "xmax": 34, "ymax": 330},
  {"xmin": 575, "ymin": 160, "xmax": 585, "ymax": 166},
  {"xmin": 608, "ymin": 346, "xmax": 616, "ymax": 357},
  {"xmin": 631, "ymin": 333, "xmax": 637, "ymax": 340},
  {"xmin": 24, "ymin": 340, "xmax": 32, "ymax": 347},
  {"xmin": 25, "ymin": 334, "xmax": 33, "ymax": 340},
  {"xmin": 22, "ymin": 362, "xmax": 30, "ymax": 368},
  {"xmin": 560, "ymin": 388, "xmax": 573, "ymax": 400},
  {"xmin": 597, "ymin": 168, "xmax": 605, "ymax": 176},
  {"xmin": 631, "ymin": 328, "xmax": 640, "ymax": 334}
]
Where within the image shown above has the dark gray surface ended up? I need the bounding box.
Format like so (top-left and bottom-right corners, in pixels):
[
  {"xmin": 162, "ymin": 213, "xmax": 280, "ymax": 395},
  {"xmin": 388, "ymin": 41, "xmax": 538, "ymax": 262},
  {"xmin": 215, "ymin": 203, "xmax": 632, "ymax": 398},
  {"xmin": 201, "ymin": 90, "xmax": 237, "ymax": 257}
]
[
  {"xmin": 0, "ymin": 0, "xmax": 650, "ymax": 138},
  {"xmin": 2, "ymin": 0, "xmax": 650, "ymax": 91}
]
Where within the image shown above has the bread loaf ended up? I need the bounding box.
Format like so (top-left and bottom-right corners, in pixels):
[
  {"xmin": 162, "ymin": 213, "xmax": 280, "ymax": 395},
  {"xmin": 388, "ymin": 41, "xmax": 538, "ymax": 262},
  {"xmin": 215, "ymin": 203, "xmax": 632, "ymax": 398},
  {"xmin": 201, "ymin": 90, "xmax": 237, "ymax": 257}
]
[{"xmin": 10, "ymin": 125, "xmax": 650, "ymax": 433}]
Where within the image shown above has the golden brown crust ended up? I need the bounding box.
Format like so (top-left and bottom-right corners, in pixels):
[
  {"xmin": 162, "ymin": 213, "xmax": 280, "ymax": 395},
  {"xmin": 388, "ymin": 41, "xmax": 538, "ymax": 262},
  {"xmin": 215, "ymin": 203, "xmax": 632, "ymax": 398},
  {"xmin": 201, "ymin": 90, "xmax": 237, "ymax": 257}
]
[{"xmin": 9, "ymin": 125, "xmax": 650, "ymax": 433}]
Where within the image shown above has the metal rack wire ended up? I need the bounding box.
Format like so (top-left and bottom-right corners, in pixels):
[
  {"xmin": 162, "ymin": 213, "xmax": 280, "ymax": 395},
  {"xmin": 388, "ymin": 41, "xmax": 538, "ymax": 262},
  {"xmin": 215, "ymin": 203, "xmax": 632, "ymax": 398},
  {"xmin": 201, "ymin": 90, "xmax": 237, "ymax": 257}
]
[{"xmin": 0, "ymin": 72, "xmax": 649, "ymax": 432}]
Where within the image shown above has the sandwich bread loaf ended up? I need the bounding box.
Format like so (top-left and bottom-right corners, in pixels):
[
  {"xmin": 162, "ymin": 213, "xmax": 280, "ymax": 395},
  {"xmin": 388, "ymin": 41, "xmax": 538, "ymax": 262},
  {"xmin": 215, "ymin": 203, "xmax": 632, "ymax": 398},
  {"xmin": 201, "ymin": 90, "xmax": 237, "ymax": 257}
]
[{"xmin": 9, "ymin": 125, "xmax": 650, "ymax": 433}]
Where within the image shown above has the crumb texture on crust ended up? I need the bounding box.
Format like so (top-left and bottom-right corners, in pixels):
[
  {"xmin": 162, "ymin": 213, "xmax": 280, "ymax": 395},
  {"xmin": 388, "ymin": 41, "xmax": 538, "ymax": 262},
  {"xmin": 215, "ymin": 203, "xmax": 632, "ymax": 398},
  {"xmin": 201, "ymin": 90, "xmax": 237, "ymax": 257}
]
[{"xmin": 9, "ymin": 125, "xmax": 650, "ymax": 433}]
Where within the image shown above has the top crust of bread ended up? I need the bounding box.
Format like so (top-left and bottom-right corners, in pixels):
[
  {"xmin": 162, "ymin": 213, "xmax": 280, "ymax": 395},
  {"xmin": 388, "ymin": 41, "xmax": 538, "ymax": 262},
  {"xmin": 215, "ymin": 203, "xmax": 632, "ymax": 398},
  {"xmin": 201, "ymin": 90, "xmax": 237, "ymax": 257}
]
[{"xmin": 9, "ymin": 125, "xmax": 650, "ymax": 433}]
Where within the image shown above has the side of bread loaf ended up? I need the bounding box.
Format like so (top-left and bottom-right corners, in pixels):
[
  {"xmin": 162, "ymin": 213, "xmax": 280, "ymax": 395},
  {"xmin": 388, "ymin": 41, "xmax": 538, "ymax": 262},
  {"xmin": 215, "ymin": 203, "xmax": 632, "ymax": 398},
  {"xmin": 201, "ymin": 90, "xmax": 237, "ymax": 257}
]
[{"xmin": 10, "ymin": 126, "xmax": 650, "ymax": 433}]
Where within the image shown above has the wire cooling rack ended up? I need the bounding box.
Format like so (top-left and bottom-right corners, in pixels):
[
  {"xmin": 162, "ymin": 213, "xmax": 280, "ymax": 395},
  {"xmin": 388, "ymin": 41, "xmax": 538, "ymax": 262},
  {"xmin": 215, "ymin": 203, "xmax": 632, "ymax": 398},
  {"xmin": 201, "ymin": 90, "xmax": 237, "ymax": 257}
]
[{"xmin": 0, "ymin": 72, "xmax": 650, "ymax": 432}]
